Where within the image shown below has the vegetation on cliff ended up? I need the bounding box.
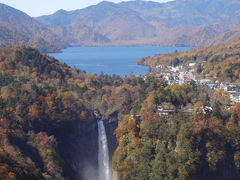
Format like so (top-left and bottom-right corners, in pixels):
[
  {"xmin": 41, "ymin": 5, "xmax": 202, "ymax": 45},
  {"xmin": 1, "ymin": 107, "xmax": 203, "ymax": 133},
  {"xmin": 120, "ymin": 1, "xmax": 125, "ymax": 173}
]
[{"xmin": 0, "ymin": 46, "xmax": 93, "ymax": 179}]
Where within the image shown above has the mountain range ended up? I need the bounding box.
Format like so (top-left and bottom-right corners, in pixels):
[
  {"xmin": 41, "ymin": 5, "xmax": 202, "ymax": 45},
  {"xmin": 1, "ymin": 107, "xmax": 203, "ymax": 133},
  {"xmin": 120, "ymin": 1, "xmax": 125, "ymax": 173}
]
[
  {"xmin": 1, "ymin": 0, "xmax": 240, "ymax": 51},
  {"xmin": 0, "ymin": 4, "xmax": 65, "ymax": 52}
]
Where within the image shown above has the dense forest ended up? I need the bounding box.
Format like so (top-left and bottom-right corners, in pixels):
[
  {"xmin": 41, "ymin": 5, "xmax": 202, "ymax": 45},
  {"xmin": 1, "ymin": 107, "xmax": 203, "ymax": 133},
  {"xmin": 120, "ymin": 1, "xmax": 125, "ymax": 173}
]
[
  {"xmin": 0, "ymin": 46, "xmax": 240, "ymax": 180},
  {"xmin": 113, "ymin": 102, "xmax": 240, "ymax": 180}
]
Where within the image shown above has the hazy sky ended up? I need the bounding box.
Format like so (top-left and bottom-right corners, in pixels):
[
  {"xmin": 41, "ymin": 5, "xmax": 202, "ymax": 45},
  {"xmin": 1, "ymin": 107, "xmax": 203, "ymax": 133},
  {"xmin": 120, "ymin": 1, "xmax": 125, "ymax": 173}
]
[{"xmin": 0, "ymin": 0, "xmax": 173, "ymax": 17}]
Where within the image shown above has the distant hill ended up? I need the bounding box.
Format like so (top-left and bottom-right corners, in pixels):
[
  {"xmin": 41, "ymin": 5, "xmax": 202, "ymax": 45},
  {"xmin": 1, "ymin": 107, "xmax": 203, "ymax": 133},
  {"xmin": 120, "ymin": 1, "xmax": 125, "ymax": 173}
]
[
  {"xmin": 1, "ymin": 0, "xmax": 240, "ymax": 50},
  {"xmin": 37, "ymin": 1, "xmax": 156, "ymax": 46},
  {"xmin": 0, "ymin": 3, "xmax": 64, "ymax": 52},
  {"xmin": 36, "ymin": 0, "xmax": 240, "ymax": 47}
]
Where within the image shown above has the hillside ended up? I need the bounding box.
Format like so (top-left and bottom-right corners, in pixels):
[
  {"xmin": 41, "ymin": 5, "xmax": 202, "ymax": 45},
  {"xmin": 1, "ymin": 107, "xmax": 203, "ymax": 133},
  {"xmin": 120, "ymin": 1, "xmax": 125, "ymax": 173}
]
[
  {"xmin": 37, "ymin": 1, "xmax": 156, "ymax": 46},
  {"xmin": 0, "ymin": 46, "xmax": 96, "ymax": 179},
  {"xmin": 0, "ymin": 3, "xmax": 64, "ymax": 52},
  {"xmin": 36, "ymin": 0, "xmax": 240, "ymax": 47},
  {"xmin": 138, "ymin": 37, "xmax": 240, "ymax": 82}
]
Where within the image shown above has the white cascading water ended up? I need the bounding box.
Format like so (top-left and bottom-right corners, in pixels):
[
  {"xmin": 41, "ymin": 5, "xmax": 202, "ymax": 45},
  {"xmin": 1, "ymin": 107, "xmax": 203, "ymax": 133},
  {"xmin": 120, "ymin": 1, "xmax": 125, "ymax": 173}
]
[{"xmin": 98, "ymin": 120, "xmax": 111, "ymax": 180}]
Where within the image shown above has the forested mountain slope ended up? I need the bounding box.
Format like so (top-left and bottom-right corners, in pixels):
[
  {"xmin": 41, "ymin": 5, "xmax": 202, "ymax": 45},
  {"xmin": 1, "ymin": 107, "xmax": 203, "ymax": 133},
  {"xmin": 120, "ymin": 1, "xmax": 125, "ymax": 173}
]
[
  {"xmin": 37, "ymin": 0, "xmax": 240, "ymax": 47},
  {"xmin": 0, "ymin": 3, "xmax": 64, "ymax": 52},
  {"xmin": 1, "ymin": 0, "xmax": 240, "ymax": 50},
  {"xmin": 139, "ymin": 37, "xmax": 240, "ymax": 82}
]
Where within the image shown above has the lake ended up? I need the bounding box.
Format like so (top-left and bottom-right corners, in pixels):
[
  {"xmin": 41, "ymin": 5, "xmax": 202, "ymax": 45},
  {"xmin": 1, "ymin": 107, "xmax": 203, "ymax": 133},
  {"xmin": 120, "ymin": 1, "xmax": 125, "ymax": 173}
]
[{"xmin": 48, "ymin": 46, "xmax": 193, "ymax": 76}]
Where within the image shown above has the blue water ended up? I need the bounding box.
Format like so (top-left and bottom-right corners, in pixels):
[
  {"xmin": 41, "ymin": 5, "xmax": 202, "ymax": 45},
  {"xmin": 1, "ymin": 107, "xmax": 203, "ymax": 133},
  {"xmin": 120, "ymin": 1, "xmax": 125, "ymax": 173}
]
[{"xmin": 48, "ymin": 46, "xmax": 192, "ymax": 76}]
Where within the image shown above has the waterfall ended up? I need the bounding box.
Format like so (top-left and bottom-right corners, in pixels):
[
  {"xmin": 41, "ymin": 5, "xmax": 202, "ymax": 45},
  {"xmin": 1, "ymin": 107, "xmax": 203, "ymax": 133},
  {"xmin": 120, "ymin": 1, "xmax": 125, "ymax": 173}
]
[{"xmin": 98, "ymin": 120, "xmax": 110, "ymax": 180}]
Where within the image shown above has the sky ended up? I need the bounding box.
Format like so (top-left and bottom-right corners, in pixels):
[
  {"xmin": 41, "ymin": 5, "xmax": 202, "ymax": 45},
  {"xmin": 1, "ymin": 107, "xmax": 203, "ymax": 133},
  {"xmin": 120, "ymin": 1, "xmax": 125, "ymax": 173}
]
[{"xmin": 0, "ymin": 0, "xmax": 173, "ymax": 17}]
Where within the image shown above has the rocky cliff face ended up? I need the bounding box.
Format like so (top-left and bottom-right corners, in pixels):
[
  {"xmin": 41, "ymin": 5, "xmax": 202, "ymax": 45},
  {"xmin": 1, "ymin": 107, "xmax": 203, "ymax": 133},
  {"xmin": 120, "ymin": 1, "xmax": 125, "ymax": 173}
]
[{"xmin": 50, "ymin": 119, "xmax": 118, "ymax": 180}]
